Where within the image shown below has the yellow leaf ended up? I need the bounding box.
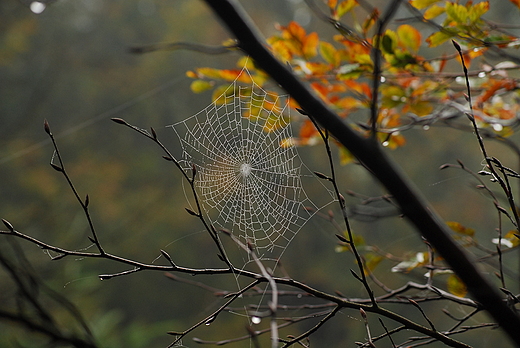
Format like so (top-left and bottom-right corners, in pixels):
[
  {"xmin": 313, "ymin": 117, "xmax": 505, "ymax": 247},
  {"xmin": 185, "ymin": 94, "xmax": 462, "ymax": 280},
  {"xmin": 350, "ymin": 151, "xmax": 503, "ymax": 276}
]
[
  {"xmin": 505, "ymin": 230, "xmax": 520, "ymax": 247},
  {"xmin": 406, "ymin": 100, "xmax": 433, "ymax": 116},
  {"xmin": 303, "ymin": 32, "xmax": 319, "ymax": 59},
  {"xmin": 447, "ymin": 274, "xmax": 467, "ymax": 298},
  {"xmin": 319, "ymin": 41, "xmax": 339, "ymax": 66},
  {"xmin": 185, "ymin": 70, "xmax": 197, "ymax": 78},
  {"xmin": 190, "ymin": 80, "xmax": 213, "ymax": 93},
  {"xmin": 397, "ymin": 24, "xmax": 421, "ymax": 52},
  {"xmin": 269, "ymin": 40, "xmax": 293, "ymax": 61},
  {"xmin": 409, "ymin": 0, "xmax": 441, "ymax": 10},
  {"xmin": 468, "ymin": 1, "xmax": 489, "ymax": 23},
  {"xmin": 196, "ymin": 67, "xmax": 224, "ymax": 79},
  {"xmin": 339, "ymin": 145, "xmax": 354, "ymax": 165},
  {"xmin": 424, "ymin": 4, "xmax": 445, "ymax": 20},
  {"xmin": 446, "ymin": 221, "xmax": 475, "ymax": 236},
  {"xmin": 364, "ymin": 254, "xmax": 383, "ymax": 274},
  {"xmin": 445, "ymin": 2, "xmax": 468, "ymax": 24},
  {"xmin": 328, "ymin": 0, "xmax": 338, "ymax": 10},
  {"xmin": 336, "ymin": 0, "xmax": 357, "ymax": 19},
  {"xmin": 426, "ymin": 30, "xmax": 457, "ymax": 47}
]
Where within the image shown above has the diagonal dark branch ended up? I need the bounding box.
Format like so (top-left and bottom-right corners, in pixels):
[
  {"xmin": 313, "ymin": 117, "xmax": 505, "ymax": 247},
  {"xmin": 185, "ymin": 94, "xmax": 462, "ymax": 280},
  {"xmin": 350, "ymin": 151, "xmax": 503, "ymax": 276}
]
[{"xmin": 201, "ymin": 0, "xmax": 520, "ymax": 345}]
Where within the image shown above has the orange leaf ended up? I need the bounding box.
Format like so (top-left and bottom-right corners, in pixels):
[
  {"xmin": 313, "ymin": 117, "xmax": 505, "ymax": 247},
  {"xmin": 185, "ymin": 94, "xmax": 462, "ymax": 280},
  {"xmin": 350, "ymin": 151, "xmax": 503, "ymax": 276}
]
[
  {"xmin": 299, "ymin": 118, "xmax": 319, "ymax": 140},
  {"xmin": 328, "ymin": 0, "xmax": 338, "ymax": 10},
  {"xmin": 510, "ymin": 0, "xmax": 520, "ymax": 8},
  {"xmin": 287, "ymin": 21, "xmax": 306, "ymax": 42},
  {"xmin": 303, "ymin": 32, "xmax": 319, "ymax": 59},
  {"xmin": 477, "ymin": 80, "xmax": 517, "ymax": 104},
  {"xmin": 269, "ymin": 40, "xmax": 293, "ymax": 61}
]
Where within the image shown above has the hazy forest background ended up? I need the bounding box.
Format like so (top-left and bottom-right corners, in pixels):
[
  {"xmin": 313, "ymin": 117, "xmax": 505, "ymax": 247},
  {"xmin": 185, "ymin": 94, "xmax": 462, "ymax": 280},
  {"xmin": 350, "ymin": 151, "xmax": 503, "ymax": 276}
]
[{"xmin": 3, "ymin": 0, "xmax": 520, "ymax": 347}]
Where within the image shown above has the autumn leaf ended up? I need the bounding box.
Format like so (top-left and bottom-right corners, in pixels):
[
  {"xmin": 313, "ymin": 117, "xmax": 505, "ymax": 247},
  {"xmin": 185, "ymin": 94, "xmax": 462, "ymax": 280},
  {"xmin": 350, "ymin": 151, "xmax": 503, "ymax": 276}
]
[
  {"xmin": 409, "ymin": 0, "xmax": 441, "ymax": 10},
  {"xmin": 468, "ymin": 1, "xmax": 489, "ymax": 23},
  {"xmin": 381, "ymin": 30, "xmax": 398, "ymax": 54},
  {"xmin": 510, "ymin": 0, "xmax": 520, "ymax": 9},
  {"xmin": 424, "ymin": 4, "xmax": 445, "ymax": 19},
  {"xmin": 328, "ymin": 0, "xmax": 338, "ymax": 10},
  {"xmin": 319, "ymin": 41, "xmax": 339, "ymax": 66},
  {"xmin": 445, "ymin": 2, "xmax": 469, "ymax": 24},
  {"xmin": 426, "ymin": 29, "xmax": 458, "ymax": 47},
  {"xmin": 303, "ymin": 32, "xmax": 319, "ymax": 59},
  {"xmin": 335, "ymin": 0, "xmax": 357, "ymax": 19},
  {"xmin": 364, "ymin": 254, "xmax": 384, "ymax": 275},
  {"xmin": 339, "ymin": 145, "xmax": 355, "ymax": 165},
  {"xmin": 196, "ymin": 67, "xmax": 224, "ymax": 79},
  {"xmin": 446, "ymin": 221, "xmax": 475, "ymax": 236},
  {"xmin": 447, "ymin": 274, "xmax": 467, "ymax": 298},
  {"xmin": 397, "ymin": 24, "xmax": 421, "ymax": 52},
  {"xmin": 286, "ymin": 21, "xmax": 306, "ymax": 42},
  {"xmin": 190, "ymin": 80, "xmax": 213, "ymax": 93}
]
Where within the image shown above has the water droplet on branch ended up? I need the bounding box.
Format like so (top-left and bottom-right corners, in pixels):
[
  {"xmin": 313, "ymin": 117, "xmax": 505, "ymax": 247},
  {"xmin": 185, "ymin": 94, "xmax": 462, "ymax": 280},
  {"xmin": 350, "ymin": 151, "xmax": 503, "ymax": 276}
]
[{"xmin": 30, "ymin": 2, "xmax": 46, "ymax": 14}]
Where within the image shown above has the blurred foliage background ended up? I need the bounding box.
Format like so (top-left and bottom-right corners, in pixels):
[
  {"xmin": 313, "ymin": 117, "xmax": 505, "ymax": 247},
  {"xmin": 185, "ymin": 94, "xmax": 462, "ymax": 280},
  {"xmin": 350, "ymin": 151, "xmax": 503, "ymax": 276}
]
[{"xmin": 1, "ymin": 0, "xmax": 520, "ymax": 347}]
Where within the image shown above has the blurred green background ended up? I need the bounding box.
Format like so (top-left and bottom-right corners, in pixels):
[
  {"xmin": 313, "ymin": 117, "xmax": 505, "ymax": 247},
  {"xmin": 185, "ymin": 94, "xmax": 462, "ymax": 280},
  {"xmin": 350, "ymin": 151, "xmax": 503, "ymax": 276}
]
[{"xmin": 1, "ymin": 0, "xmax": 520, "ymax": 347}]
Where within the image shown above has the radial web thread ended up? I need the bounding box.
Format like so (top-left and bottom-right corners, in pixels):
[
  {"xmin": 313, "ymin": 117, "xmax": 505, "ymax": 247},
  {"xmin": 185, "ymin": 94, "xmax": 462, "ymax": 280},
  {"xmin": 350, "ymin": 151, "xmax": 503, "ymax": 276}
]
[{"xmin": 168, "ymin": 67, "xmax": 334, "ymax": 260}]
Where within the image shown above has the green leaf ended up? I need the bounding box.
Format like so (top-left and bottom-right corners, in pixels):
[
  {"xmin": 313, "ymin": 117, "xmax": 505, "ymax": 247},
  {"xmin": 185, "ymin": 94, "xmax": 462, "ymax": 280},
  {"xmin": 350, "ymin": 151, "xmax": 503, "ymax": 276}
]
[{"xmin": 381, "ymin": 32, "xmax": 397, "ymax": 54}]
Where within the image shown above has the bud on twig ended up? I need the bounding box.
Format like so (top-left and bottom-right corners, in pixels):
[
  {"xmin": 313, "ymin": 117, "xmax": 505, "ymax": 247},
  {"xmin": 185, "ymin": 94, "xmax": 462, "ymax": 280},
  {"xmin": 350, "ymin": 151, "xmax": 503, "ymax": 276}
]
[
  {"xmin": 185, "ymin": 208, "xmax": 199, "ymax": 217},
  {"xmin": 359, "ymin": 308, "xmax": 367, "ymax": 321},
  {"xmin": 314, "ymin": 171, "xmax": 332, "ymax": 181},
  {"xmin": 111, "ymin": 118, "xmax": 128, "ymax": 125},
  {"xmin": 335, "ymin": 234, "xmax": 349, "ymax": 243},
  {"xmin": 295, "ymin": 108, "xmax": 308, "ymax": 115},
  {"xmin": 451, "ymin": 39, "xmax": 462, "ymax": 52},
  {"xmin": 2, "ymin": 218, "xmax": 14, "ymax": 232},
  {"xmin": 220, "ymin": 228, "xmax": 231, "ymax": 236},
  {"xmin": 43, "ymin": 119, "xmax": 51, "ymax": 135},
  {"xmin": 151, "ymin": 127, "xmax": 157, "ymax": 140},
  {"xmin": 50, "ymin": 163, "xmax": 63, "ymax": 172}
]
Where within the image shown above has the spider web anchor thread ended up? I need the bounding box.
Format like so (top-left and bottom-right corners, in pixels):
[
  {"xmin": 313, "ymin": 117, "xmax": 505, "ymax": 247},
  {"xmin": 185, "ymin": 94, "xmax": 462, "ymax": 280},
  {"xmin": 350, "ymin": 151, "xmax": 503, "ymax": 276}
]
[{"xmin": 168, "ymin": 66, "xmax": 334, "ymax": 260}]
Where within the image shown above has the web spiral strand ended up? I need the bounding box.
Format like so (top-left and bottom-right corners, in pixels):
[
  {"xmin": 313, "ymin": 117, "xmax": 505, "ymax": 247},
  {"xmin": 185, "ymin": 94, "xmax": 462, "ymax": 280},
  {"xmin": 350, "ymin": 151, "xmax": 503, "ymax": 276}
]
[{"xmin": 168, "ymin": 66, "xmax": 334, "ymax": 260}]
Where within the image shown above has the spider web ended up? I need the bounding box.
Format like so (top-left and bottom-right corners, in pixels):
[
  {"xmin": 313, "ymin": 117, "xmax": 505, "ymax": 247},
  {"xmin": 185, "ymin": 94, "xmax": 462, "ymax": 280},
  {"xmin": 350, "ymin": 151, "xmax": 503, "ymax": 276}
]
[{"xmin": 168, "ymin": 66, "xmax": 334, "ymax": 261}]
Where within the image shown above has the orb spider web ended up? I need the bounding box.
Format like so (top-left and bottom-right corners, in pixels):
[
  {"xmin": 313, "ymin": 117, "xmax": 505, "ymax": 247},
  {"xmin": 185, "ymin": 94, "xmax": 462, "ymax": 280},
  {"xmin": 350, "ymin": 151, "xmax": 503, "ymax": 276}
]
[{"xmin": 168, "ymin": 65, "xmax": 334, "ymax": 261}]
